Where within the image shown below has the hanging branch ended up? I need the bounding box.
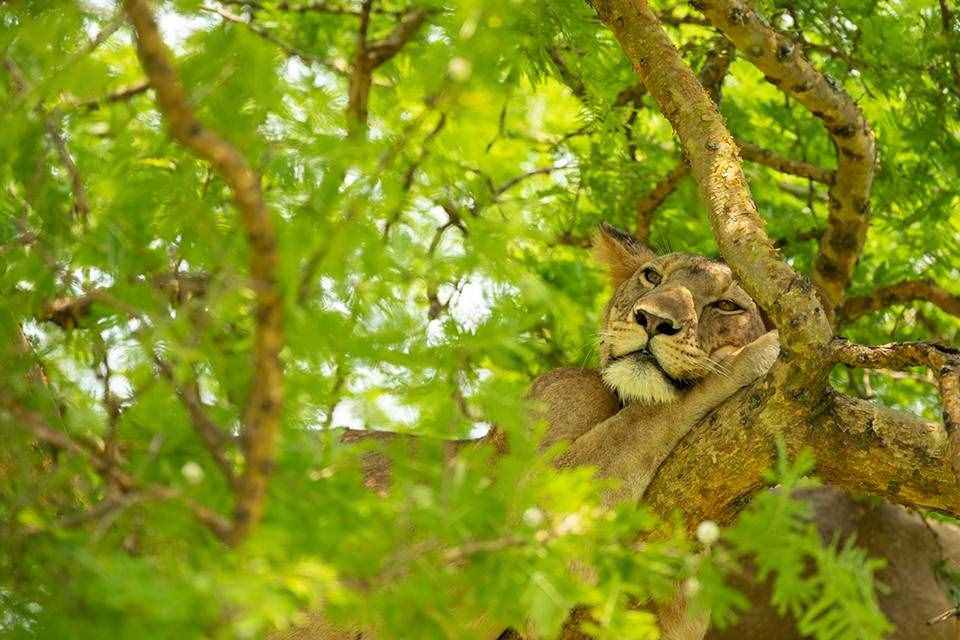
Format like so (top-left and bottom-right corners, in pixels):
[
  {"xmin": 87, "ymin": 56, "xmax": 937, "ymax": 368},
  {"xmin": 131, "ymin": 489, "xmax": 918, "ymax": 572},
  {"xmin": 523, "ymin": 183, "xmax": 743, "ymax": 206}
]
[{"xmin": 123, "ymin": 0, "xmax": 284, "ymax": 545}]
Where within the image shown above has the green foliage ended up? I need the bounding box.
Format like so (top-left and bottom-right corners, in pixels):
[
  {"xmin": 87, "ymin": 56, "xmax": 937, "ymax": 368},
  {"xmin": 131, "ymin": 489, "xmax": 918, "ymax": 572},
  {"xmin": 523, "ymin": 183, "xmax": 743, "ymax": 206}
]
[{"xmin": 0, "ymin": 0, "xmax": 957, "ymax": 638}]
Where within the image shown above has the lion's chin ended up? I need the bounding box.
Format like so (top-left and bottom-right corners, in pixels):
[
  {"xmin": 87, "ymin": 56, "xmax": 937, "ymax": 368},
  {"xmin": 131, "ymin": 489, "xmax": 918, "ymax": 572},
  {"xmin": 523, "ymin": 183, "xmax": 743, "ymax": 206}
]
[{"xmin": 601, "ymin": 357, "xmax": 680, "ymax": 405}]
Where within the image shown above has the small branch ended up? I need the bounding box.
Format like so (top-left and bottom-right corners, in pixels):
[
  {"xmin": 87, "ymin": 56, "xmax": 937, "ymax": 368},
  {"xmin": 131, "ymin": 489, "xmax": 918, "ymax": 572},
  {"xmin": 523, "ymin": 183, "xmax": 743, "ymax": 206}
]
[
  {"xmin": 124, "ymin": 0, "xmax": 284, "ymax": 545},
  {"xmin": 491, "ymin": 164, "xmax": 571, "ymax": 200},
  {"xmin": 634, "ymin": 162, "xmax": 688, "ymax": 243},
  {"xmin": 736, "ymin": 139, "xmax": 835, "ymax": 184},
  {"xmin": 38, "ymin": 271, "xmax": 209, "ymax": 328},
  {"xmin": 3, "ymin": 58, "xmax": 90, "ymax": 223},
  {"xmin": 62, "ymin": 80, "xmax": 151, "ymax": 111},
  {"xmin": 346, "ymin": 0, "xmax": 374, "ymax": 134},
  {"xmin": 365, "ymin": 7, "xmax": 433, "ymax": 69},
  {"xmin": 203, "ymin": 5, "xmax": 343, "ymax": 73},
  {"xmin": 939, "ymin": 0, "xmax": 960, "ymax": 97},
  {"xmin": 841, "ymin": 279, "xmax": 960, "ymax": 323},
  {"xmin": 2, "ymin": 397, "xmax": 233, "ymax": 541},
  {"xmin": 546, "ymin": 46, "xmax": 588, "ymax": 101},
  {"xmin": 154, "ymin": 356, "xmax": 238, "ymax": 488},
  {"xmin": 224, "ymin": 0, "xmax": 404, "ymax": 17}
]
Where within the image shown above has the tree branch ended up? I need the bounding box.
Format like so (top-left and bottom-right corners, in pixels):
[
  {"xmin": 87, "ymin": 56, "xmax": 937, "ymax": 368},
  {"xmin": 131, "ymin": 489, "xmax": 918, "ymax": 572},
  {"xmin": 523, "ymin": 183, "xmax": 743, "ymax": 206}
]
[
  {"xmin": 347, "ymin": 3, "xmax": 431, "ymax": 134},
  {"xmin": 840, "ymin": 279, "xmax": 960, "ymax": 322},
  {"xmin": 62, "ymin": 80, "xmax": 151, "ymax": 111},
  {"xmin": 3, "ymin": 58, "xmax": 91, "ymax": 223},
  {"xmin": 590, "ymin": 0, "xmax": 834, "ymax": 375},
  {"xmin": 1, "ymin": 397, "xmax": 233, "ymax": 541},
  {"xmin": 696, "ymin": 0, "xmax": 877, "ymax": 321},
  {"xmin": 735, "ymin": 139, "xmax": 835, "ymax": 185},
  {"xmin": 643, "ymin": 374, "xmax": 959, "ymax": 528},
  {"xmin": 830, "ymin": 338, "xmax": 960, "ymax": 475},
  {"xmin": 154, "ymin": 356, "xmax": 238, "ymax": 488},
  {"xmin": 634, "ymin": 162, "xmax": 688, "ymax": 243},
  {"xmin": 124, "ymin": 0, "xmax": 284, "ymax": 545}
]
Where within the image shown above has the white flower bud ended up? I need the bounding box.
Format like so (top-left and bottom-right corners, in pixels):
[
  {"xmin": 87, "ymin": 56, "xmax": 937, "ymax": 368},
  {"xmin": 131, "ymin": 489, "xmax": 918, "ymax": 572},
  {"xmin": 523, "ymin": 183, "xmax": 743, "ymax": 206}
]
[
  {"xmin": 448, "ymin": 57, "xmax": 472, "ymax": 81},
  {"xmin": 181, "ymin": 461, "xmax": 204, "ymax": 485},
  {"xmin": 696, "ymin": 520, "xmax": 720, "ymax": 546},
  {"xmin": 523, "ymin": 507, "xmax": 544, "ymax": 527}
]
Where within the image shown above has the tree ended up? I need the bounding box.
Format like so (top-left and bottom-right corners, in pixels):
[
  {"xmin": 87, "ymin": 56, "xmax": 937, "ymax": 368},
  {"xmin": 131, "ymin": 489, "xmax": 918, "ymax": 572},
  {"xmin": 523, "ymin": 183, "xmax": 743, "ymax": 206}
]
[{"xmin": 1, "ymin": 0, "xmax": 958, "ymax": 638}]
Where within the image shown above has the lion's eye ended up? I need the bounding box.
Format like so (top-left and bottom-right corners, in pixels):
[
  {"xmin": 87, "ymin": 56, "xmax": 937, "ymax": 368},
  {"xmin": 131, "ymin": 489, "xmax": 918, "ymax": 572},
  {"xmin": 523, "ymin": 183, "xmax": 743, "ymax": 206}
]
[
  {"xmin": 713, "ymin": 299, "xmax": 743, "ymax": 313},
  {"xmin": 642, "ymin": 268, "xmax": 662, "ymax": 286}
]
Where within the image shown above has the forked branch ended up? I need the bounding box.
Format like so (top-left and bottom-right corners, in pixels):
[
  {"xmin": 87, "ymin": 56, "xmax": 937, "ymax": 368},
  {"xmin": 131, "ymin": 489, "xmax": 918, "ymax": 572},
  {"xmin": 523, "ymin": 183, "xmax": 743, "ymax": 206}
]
[
  {"xmin": 590, "ymin": 0, "xmax": 834, "ymax": 372},
  {"xmin": 696, "ymin": 0, "xmax": 876, "ymax": 320}
]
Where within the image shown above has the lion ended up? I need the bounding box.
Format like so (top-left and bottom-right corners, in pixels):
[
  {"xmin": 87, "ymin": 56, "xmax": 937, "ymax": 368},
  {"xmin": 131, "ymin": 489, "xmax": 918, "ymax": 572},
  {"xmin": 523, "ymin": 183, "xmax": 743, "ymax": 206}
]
[{"xmin": 279, "ymin": 224, "xmax": 960, "ymax": 640}]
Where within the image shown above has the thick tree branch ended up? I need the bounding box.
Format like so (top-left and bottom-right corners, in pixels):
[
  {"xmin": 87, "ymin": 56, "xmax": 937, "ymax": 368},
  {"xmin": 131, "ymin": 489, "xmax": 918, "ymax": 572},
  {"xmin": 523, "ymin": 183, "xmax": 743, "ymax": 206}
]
[
  {"xmin": 696, "ymin": 0, "xmax": 876, "ymax": 320},
  {"xmin": 643, "ymin": 372, "xmax": 960, "ymax": 527},
  {"xmin": 831, "ymin": 339, "xmax": 960, "ymax": 475},
  {"xmin": 590, "ymin": 0, "xmax": 833, "ymax": 374},
  {"xmin": 633, "ymin": 39, "xmax": 731, "ymax": 243},
  {"xmin": 124, "ymin": 0, "xmax": 284, "ymax": 545},
  {"xmin": 841, "ymin": 279, "xmax": 960, "ymax": 322}
]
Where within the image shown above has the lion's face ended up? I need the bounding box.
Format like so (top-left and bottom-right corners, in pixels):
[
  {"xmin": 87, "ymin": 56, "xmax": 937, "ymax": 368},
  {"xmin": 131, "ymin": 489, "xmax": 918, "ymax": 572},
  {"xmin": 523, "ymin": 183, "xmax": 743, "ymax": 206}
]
[{"xmin": 594, "ymin": 224, "xmax": 766, "ymax": 404}]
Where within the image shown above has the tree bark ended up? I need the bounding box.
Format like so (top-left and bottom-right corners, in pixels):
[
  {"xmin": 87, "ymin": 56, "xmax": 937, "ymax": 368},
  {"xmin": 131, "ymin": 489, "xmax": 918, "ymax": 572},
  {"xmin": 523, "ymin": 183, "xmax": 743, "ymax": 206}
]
[{"xmin": 588, "ymin": 0, "xmax": 960, "ymax": 525}]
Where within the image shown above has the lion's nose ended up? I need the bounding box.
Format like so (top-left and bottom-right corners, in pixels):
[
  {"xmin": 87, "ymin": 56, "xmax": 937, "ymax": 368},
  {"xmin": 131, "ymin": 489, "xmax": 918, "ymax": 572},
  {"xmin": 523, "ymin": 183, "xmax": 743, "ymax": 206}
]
[{"xmin": 633, "ymin": 309, "xmax": 681, "ymax": 337}]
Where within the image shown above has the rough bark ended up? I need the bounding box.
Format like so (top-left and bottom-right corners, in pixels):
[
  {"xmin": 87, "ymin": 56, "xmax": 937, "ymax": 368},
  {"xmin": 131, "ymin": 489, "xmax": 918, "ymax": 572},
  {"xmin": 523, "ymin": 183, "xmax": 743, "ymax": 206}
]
[
  {"xmin": 588, "ymin": 0, "xmax": 959, "ymax": 527},
  {"xmin": 695, "ymin": 0, "xmax": 877, "ymax": 320},
  {"xmin": 124, "ymin": 0, "xmax": 284, "ymax": 545}
]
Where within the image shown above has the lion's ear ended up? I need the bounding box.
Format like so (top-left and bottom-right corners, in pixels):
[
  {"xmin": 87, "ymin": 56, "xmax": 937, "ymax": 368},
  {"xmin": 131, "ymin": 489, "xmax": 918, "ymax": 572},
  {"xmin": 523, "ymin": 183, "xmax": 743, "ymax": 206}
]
[{"xmin": 593, "ymin": 222, "xmax": 655, "ymax": 288}]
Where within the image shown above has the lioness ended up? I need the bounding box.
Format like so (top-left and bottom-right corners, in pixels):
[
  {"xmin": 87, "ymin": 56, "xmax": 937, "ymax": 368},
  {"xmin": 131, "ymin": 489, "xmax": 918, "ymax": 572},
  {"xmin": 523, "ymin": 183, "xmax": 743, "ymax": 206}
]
[{"xmin": 281, "ymin": 224, "xmax": 960, "ymax": 640}]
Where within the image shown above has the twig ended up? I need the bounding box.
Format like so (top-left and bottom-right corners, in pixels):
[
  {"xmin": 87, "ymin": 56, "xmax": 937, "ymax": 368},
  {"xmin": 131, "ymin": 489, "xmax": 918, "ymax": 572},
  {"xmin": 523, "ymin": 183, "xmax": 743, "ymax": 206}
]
[
  {"xmin": 2, "ymin": 397, "xmax": 233, "ymax": 541},
  {"xmin": 202, "ymin": 5, "xmax": 343, "ymax": 73},
  {"xmin": 62, "ymin": 80, "xmax": 152, "ymax": 110},
  {"xmin": 154, "ymin": 356, "xmax": 238, "ymax": 488},
  {"xmin": 736, "ymin": 139, "xmax": 835, "ymax": 184},
  {"xmin": 3, "ymin": 58, "xmax": 91, "ymax": 223},
  {"xmin": 634, "ymin": 162, "xmax": 688, "ymax": 243}
]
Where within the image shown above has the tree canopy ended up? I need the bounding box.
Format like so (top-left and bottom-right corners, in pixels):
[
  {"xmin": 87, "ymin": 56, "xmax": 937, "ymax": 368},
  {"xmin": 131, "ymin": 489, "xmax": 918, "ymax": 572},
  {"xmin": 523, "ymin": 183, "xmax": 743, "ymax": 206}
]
[{"xmin": 1, "ymin": 0, "xmax": 959, "ymax": 638}]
